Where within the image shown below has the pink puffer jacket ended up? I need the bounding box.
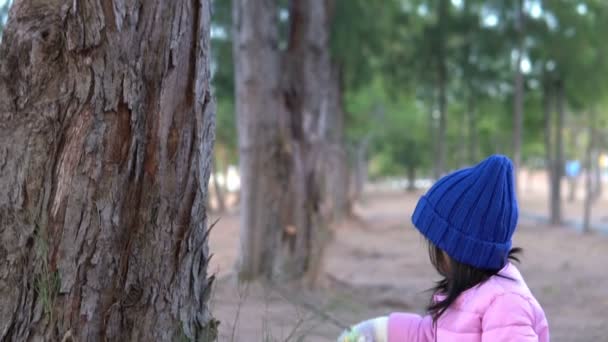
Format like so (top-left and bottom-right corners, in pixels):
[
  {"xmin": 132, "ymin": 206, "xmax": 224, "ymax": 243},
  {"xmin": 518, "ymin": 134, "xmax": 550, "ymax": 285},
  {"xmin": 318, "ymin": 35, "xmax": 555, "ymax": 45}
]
[{"xmin": 389, "ymin": 263, "xmax": 549, "ymax": 341}]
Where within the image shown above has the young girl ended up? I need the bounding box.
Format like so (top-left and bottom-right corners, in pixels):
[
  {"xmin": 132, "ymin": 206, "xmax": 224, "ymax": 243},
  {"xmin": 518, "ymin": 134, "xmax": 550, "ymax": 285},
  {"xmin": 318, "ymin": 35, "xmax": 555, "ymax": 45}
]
[{"xmin": 338, "ymin": 155, "xmax": 549, "ymax": 342}]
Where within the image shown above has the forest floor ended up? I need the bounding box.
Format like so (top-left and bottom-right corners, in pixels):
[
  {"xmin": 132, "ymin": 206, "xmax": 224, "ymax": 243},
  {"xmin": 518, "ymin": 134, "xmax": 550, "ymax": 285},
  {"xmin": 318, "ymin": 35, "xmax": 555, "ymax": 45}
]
[{"xmin": 209, "ymin": 190, "xmax": 608, "ymax": 341}]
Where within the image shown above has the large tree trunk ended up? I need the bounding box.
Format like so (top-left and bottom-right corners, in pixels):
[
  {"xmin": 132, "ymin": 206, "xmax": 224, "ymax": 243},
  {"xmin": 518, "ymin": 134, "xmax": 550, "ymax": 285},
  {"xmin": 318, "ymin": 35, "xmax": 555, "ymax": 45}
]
[
  {"xmin": 513, "ymin": 0, "xmax": 525, "ymax": 193},
  {"xmin": 0, "ymin": 1, "xmax": 217, "ymax": 340},
  {"xmin": 280, "ymin": 0, "xmax": 334, "ymax": 283},
  {"xmin": 551, "ymin": 79, "xmax": 565, "ymax": 225},
  {"xmin": 233, "ymin": 0, "xmax": 289, "ymax": 279}
]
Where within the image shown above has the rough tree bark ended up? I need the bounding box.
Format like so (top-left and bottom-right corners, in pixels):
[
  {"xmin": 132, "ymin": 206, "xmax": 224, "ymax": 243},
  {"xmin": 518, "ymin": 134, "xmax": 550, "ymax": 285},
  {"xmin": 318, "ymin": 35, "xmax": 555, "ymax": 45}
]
[
  {"xmin": 233, "ymin": 0, "xmax": 289, "ymax": 279},
  {"xmin": 0, "ymin": 0, "xmax": 217, "ymax": 341},
  {"xmin": 513, "ymin": 0, "xmax": 525, "ymax": 192}
]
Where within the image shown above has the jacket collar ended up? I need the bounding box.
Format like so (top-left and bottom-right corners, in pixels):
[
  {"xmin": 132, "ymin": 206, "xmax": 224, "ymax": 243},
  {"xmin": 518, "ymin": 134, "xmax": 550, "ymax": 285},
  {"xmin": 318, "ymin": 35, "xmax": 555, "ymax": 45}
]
[{"xmin": 433, "ymin": 263, "xmax": 521, "ymax": 305}]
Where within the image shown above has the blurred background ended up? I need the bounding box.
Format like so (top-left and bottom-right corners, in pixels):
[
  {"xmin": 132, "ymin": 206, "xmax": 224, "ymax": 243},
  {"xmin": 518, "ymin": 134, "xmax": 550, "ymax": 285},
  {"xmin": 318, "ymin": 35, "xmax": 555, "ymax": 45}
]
[
  {"xmin": 210, "ymin": 0, "xmax": 608, "ymax": 231},
  {"xmin": 3, "ymin": 0, "xmax": 606, "ymax": 340},
  {"xmin": 206, "ymin": 1, "xmax": 608, "ymax": 341}
]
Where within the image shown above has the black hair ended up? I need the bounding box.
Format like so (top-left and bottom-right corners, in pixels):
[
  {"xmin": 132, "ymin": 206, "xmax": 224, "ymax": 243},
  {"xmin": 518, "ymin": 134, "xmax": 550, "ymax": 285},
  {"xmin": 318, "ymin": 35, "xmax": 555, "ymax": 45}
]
[{"xmin": 426, "ymin": 241, "xmax": 522, "ymax": 323}]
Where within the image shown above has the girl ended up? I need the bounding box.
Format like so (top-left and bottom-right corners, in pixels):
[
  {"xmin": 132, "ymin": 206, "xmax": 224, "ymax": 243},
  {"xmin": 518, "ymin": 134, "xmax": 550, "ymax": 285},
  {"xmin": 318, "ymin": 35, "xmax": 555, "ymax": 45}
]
[{"xmin": 338, "ymin": 155, "xmax": 549, "ymax": 341}]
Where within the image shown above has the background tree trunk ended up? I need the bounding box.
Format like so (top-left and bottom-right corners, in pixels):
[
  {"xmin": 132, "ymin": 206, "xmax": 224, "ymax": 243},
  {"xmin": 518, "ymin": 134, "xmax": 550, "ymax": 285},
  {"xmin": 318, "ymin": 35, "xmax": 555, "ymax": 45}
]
[
  {"xmin": 279, "ymin": 0, "xmax": 334, "ymax": 283},
  {"xmin": 347, "ymin": 137, "xmax": 370, "ymax": 213},
  {"xmin": 583, "ymin": 112, "xmax": 596, "ymax": 233},
  {"xmin": 233, "ymin": 0, "xmax": 289, "ymax": 280},
  {"xmin": 436, "ymin": 0, "xmax": 448, "ymax": 178},
  {"xmin": 407, "ymin": 165, "xmax": 417, "ymax": 192},
  {"xmin": 324, "ymin": 66, "xmax": 349, "ymax": 222},
  {"xmin": 0, "ymin": 1, "xmax": 217, "ymax": 340},
  {"xmin": 551, "ymin": 79, "xmax": 565, "ymax": 225},
  {"xmin": 211, "ymin": 157, "xmax": 226, "ymax": 213},
  {"xmin": 543, "ymin": 81, "xmax": 556, "ymax": 223},
  {"xmin": 467, "ymin": 95, "xmax": 478, "ymax": 164},
  {"xmin": 459, "ymin": 109, "xmax": 468, "ymax": 167},
  {"xmin": 513, "ymin": 0, "xmax": 525, "ymax": 193},
  {"xmin": 429, "ymin": 97, "xmax": 439, "ymax": 180}
]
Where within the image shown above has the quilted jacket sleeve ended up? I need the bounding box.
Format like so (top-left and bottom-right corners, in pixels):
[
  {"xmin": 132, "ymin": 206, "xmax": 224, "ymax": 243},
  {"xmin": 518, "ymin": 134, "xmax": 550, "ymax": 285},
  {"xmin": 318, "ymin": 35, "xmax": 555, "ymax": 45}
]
[
  {"xmin": 481, "ymin": 293, "xmax": 539, "ymax": 342},
  {"xmin": 388, "ymin": 312, "xmax": 434, "ymax": 342}
]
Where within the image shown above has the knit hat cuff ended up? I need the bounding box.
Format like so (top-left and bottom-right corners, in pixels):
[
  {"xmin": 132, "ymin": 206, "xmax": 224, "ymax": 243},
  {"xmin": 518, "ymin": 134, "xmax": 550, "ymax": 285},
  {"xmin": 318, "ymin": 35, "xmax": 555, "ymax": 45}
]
[{"xmin": 412, "ymin": 196, "xmax": 512, "ymax": 270}]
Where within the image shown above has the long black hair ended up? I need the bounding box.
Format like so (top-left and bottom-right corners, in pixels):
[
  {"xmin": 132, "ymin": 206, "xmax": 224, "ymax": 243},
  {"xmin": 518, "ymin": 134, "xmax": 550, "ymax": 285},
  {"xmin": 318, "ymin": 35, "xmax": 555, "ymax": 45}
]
[{"xmin": 426, "ymin": 241, "xmax": 522, "ymax": 323}]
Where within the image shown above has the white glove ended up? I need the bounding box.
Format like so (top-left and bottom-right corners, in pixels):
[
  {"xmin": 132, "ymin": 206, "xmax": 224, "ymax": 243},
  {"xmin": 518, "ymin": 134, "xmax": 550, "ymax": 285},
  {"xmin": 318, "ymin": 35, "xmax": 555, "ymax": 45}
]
[{"xmin": 337, "ymin": 317, "xmax": 389, "ymax": 342}]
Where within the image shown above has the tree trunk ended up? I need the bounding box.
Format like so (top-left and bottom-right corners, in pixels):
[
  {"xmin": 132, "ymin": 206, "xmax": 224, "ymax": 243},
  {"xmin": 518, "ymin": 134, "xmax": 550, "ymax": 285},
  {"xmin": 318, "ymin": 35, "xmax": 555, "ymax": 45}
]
[
  {"xmin": 583, "ymin": 112, "xmax": 596, "ymax": 233},
  {"xmin": 551, "ymin": 79, "xmax": 565, "ymax": 225},
  {"xmin": 543, "ymin": 81, "xmax": 555, "ymax": 223},
  {"xmin": 429, "ymin": 97, "xmax": 439, "ymax": 180},
  {"xmin": 437, "ymin": 70, "xmax": 447, "ymax": 176},
  {"xmin": 211, "ymin": 157, "xmax": 226, "ymax": 213},
  {"xmin": 467, "ymin": 95, "xmax": 478, "ymax": 164},
  {"xmin": 407, "ymin": 165, "xmax": 417, "ymax": 192},
  {"xmin": 348, "ymin": 137, "xmax": 369, "ymax": 211},
  {"xmin": 593, "ymin": 150, "xmax": 602, "ymax": 201},
  {"xmin": 435, "ymin": 0, "xmax": 448, "ymax": 178},
  {"xmin": 461, "ymin": 0, "xmax": 477, "ymax": 166},
  {"xmin": 233, "ymin": 0, "xmax": 289, "ymax": 280},
  {"xmin": 324, "ymin": 65, "xmax": 349, "ymax": 222},
  {"xmin": 279, "ymin": 0, "xmax": 334, "ymax": 283},
  {"xmin": 568, "ymin": 173, "xmax": 578, "ymax": 203},
  {"xmin": 0, "ymin": 1, "xmax": 217, "ymax": 340},
  {"xmin": 233, "ymin": 0, "xmax": 335, "ymax": 283},
  {"xmin": 513, "ymin": 0, "xmax": 525, "ymax": 193}
]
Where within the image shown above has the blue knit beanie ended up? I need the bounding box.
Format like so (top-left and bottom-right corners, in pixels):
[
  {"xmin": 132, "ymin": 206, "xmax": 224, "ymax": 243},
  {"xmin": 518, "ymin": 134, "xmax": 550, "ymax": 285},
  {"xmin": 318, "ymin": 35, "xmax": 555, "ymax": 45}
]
[{"xmin": 412, "ymin": 155, "xmax": 518, "ymax": 270}]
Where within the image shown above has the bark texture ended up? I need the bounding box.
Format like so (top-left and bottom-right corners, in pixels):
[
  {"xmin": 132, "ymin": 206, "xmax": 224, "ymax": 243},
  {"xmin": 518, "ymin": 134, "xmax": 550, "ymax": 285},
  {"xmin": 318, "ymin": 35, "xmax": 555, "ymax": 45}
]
[{"xmin": 0, "ymin": 0, "xmax": 217, "ymax": 340}]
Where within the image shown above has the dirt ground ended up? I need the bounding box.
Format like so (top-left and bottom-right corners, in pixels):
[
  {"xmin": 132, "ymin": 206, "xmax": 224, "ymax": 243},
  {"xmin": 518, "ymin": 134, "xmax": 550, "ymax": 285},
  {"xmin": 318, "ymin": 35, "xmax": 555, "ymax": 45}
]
[{"xmin": 209, "ymin": 191, "xmax": 608, "ymax": 341}]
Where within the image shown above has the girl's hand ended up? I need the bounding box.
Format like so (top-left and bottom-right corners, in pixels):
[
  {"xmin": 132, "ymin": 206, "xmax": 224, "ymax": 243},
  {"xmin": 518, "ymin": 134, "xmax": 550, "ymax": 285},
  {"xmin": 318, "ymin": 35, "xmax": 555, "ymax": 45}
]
[
  {"xmin": 337, "ymin": 329, "xmax": 366, "ymax": 342},
  {"xmin": 336, "ymin": 317, "xmax": 388, "ymax": 342}
]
